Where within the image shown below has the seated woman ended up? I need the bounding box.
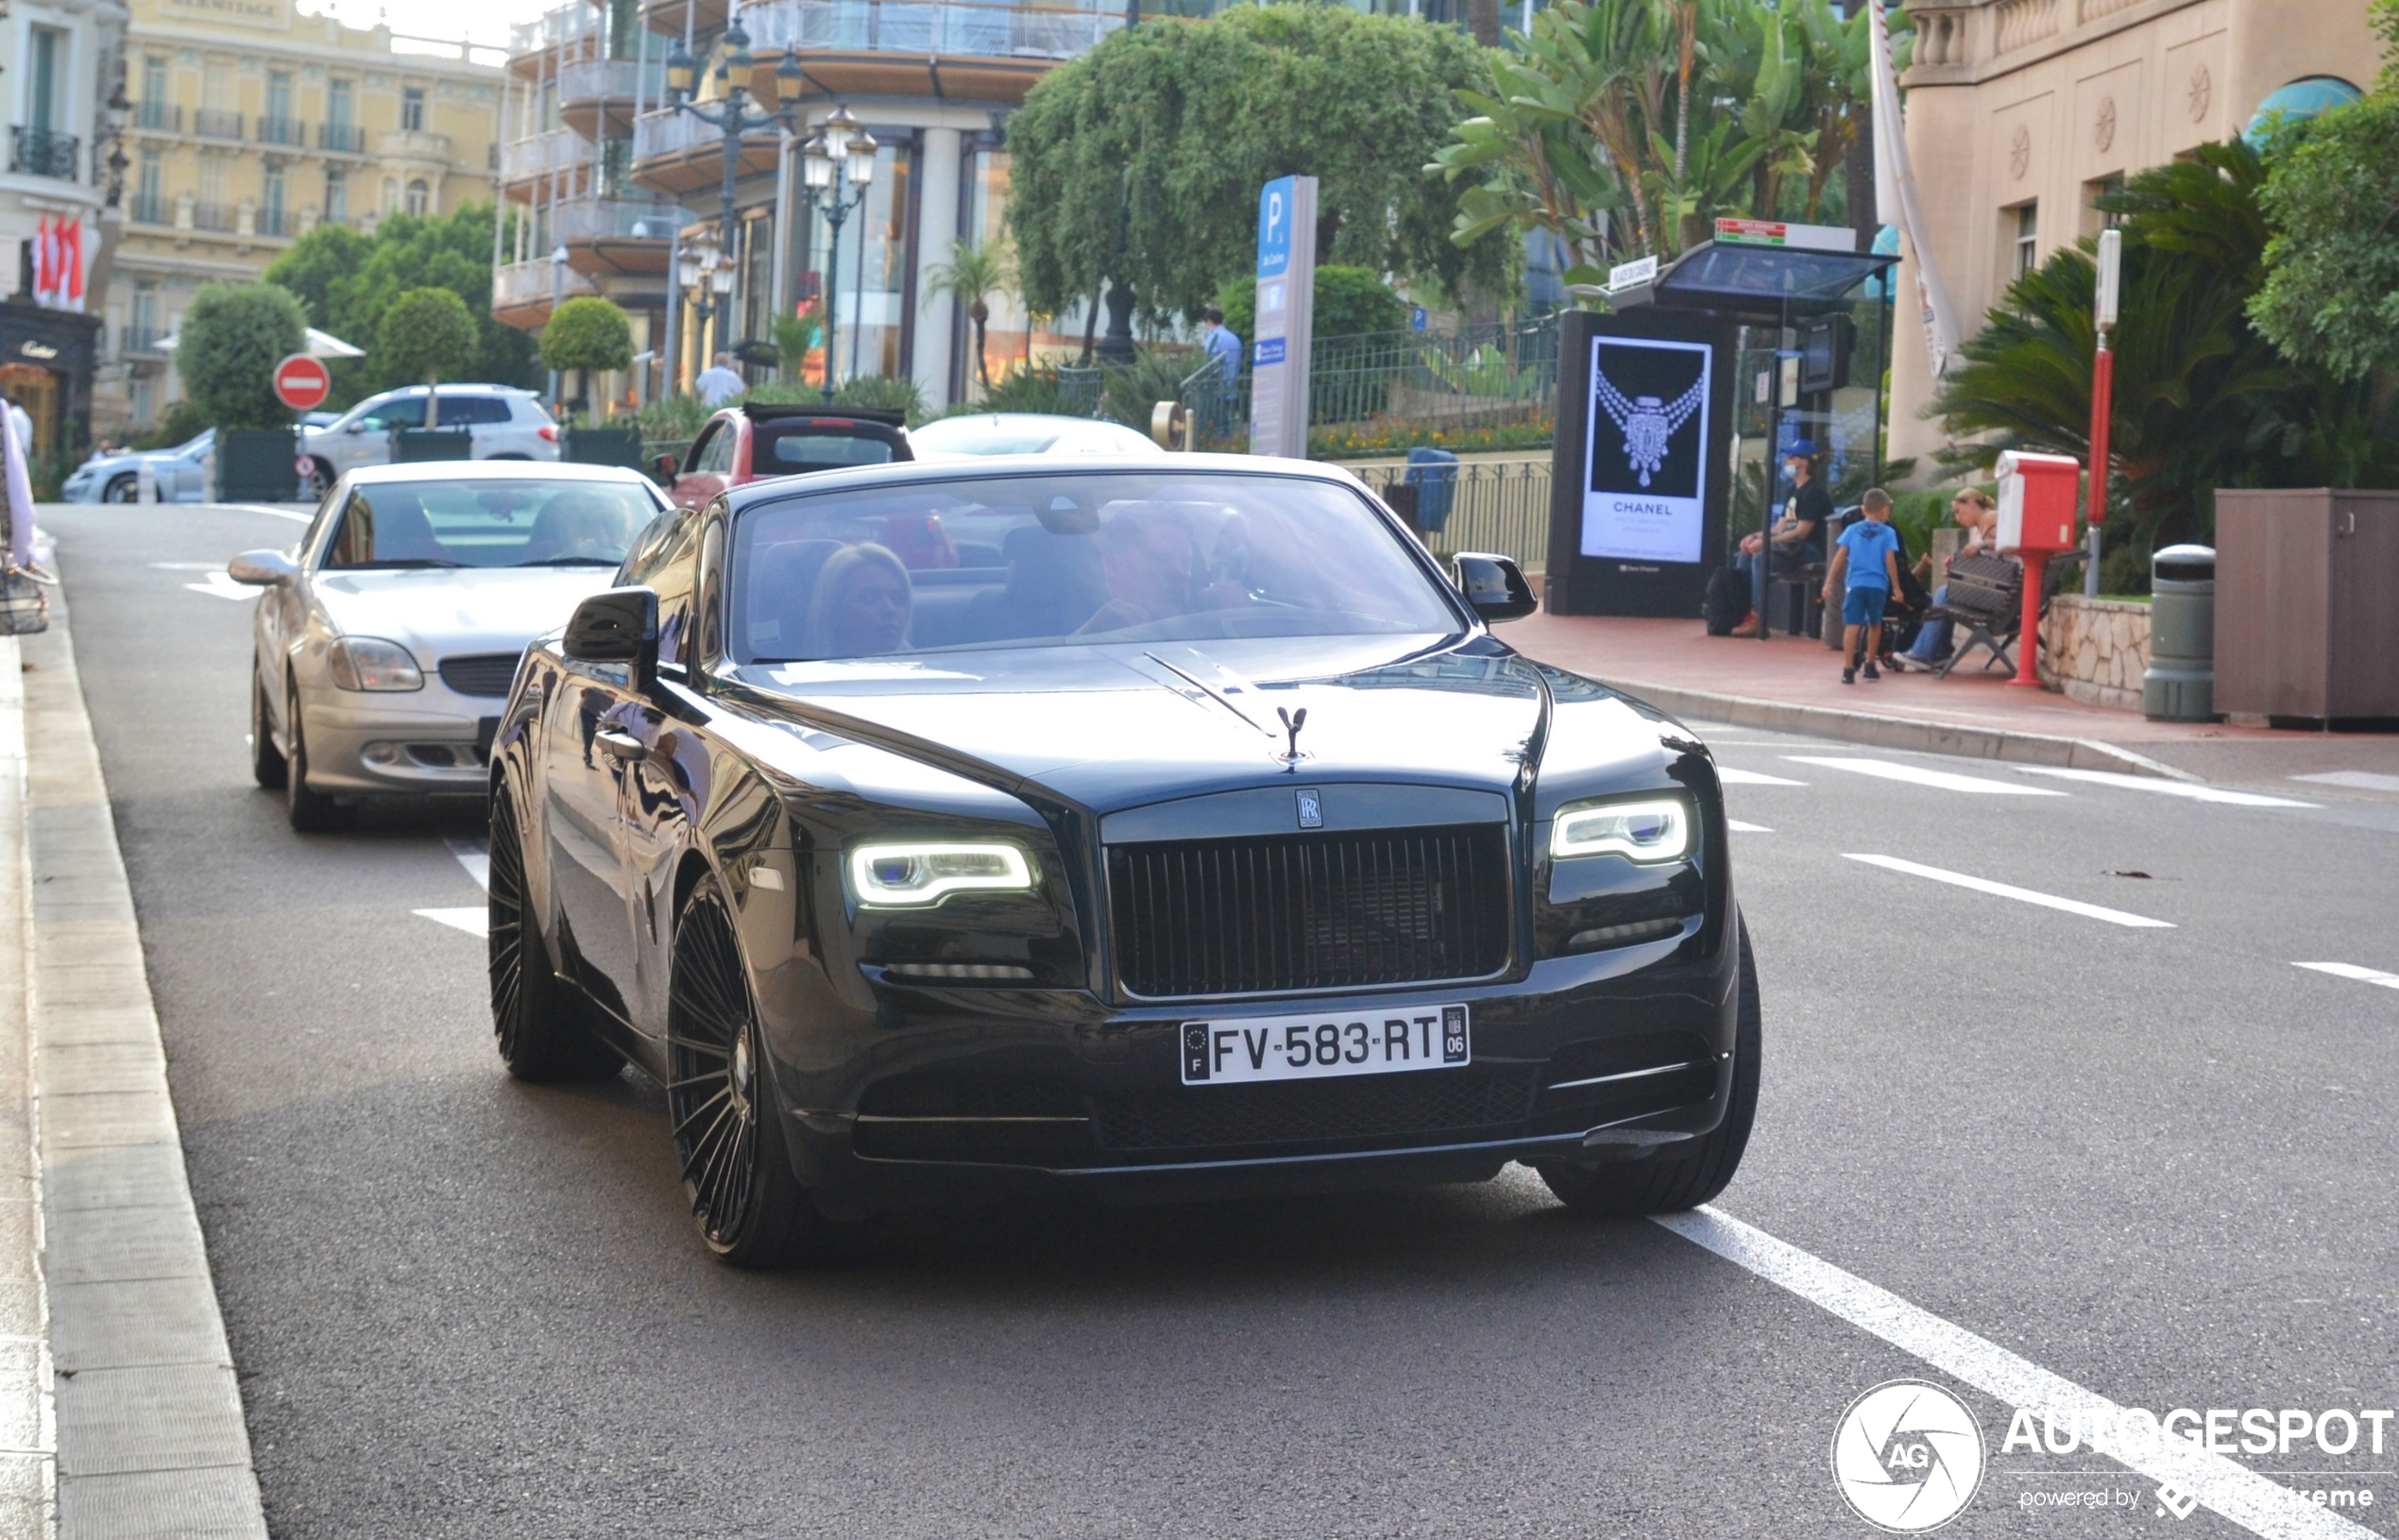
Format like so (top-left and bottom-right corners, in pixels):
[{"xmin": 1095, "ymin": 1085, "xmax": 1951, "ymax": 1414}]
[
  {"xmin": 804, "ymin": 542, "xmax": 913, "ymax": 658},
  {"xmin": 1897, "ymin": 488, "xmax": 1999, "ymax": 669}
]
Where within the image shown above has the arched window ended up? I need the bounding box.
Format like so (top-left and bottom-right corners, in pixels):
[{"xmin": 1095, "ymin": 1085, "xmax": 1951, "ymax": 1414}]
[{"xmin": 404, "ymin": 178, "xmax": 430, "ymax": 216}]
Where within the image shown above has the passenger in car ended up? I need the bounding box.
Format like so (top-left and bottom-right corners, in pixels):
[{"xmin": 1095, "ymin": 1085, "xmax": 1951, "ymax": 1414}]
[
  {"xmin": 1077, "ymin": 506, "xmax": 1195, "ymax": 635},
  {"xmin": 807, "ymin": 542, "xmax": 912, "ymax": 657}
]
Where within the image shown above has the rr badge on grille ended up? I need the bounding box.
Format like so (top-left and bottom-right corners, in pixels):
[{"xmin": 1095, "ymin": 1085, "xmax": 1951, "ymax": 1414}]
[{"xmin": 1296, "ymin": 787, "xmax": 1322, "ymax": 829}]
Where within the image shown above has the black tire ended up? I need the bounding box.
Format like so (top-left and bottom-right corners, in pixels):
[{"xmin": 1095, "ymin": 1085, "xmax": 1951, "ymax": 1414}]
[
  {"xmin": 249, "ymin": 663, "xmax": 287, "ymax": 789},
  {"xmin": 487, "ymin": 787, "xmax": 620, "ymax": 1082},
  {"xmin": 1536, "ymin": 919, "xmax": 1761, "ymax": 1216},
  {"xmin": 103, "ymin": 473, "xmax": 138, "ymax": 503},
  {"xmin": 668, "ymin": 879, "xmax": 831, "ymax": 1268},
  {"xmin": 281, "ymin": 683, "xmax": 349, "ymax": 832},
  {"xmin": 304, "ymin": 458, "xmax": 336, "ymax": 499}
]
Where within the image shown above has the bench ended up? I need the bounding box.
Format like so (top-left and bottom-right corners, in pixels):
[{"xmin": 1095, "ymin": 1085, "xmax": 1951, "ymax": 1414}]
[{"xmin": 1926, "ymin": 551, "xmax": 2083, "ymax": 678}]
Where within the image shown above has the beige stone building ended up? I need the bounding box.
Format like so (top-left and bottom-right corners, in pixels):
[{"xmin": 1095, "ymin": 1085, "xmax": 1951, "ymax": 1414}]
[
  {"xmin": 101, "ymin": 0, "xmax": 502, "ymax": 434},
  {"xmin": 1888, "ymin": 0, "xmax": 2377, "ymax": 472}
]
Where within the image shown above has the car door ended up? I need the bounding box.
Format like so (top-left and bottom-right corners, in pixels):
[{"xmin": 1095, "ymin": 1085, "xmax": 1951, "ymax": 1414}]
[
  {"xmin": 669, "ymin": 418, "xmax": 735, "ymax": 510},
  {"xmin": 333, "ymin": 395, "xmax": 421, "ymax": 474},
  {"xmin": 256, "ymin": 492, "xmax": 336, "ymax": 749}
]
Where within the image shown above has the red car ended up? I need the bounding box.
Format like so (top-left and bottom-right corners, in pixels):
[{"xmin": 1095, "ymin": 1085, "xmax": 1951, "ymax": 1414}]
[{"xmin": 656, "ymin": 402, "xmax": 913, "ymax": 510}]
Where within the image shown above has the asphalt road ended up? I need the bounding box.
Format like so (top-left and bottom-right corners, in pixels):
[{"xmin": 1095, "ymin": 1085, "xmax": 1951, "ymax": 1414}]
[{"xmin": 41, "ymin": 501, "xmax": 2399, "ymax": 1539}]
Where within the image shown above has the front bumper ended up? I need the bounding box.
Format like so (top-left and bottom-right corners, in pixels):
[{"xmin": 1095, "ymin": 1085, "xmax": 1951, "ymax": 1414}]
[
  {"xmin": 298, "ymin": 682, "xmax": 503, "ymax": 795},
  {"xmin": 760, "ymin": 919, "xmax": 1740, "ymax": 1210}
]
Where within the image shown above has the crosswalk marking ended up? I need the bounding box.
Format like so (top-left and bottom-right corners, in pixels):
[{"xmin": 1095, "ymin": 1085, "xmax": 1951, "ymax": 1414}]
[
  {"xmin": 446, "ymin": 837, "xmax": 490, "ymax": 892},
  {"xmin": 2013, "ymin": 766, "xmax": 2317, "ymax": 807},
  {"xmin": 1727, "ymin": 820, "xmax": 1773, "ymax": 833},
  {"xmin": 1844, "ymin": 854, "xmax": 2172, "ymax": 928},
  {"xmin": 2293, "ymin": 961, "xmax": 2399, "ymax": 990},
  {"xmin": 414, "ymin": 906, "xmax": 487, "ymax": 938},
  {"xmin": 2291, "ymin": 770, "xmax": 2399, "ymax": 795},
  {"xmin": 183, "ymin": 570, "xmax": 256, "ymax": 601},
  {"xmin": 1788, "ymin": 755, "xmax": 2066, "ymax": 796},
  {"xmin": 1716, "ymin": 767, "xmax": 1808, "ymax": 787}
]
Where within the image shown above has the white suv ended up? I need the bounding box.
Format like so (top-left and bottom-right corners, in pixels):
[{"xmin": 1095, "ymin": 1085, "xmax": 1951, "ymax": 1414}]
[{"xmin": 302, "ymin": 384, "xmax": 559, "ymax": 490}]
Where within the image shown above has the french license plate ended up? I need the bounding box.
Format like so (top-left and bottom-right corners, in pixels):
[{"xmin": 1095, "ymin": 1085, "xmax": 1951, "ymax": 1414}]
[{"xmin": 1181, "ymin": 1005, "xmax": 1470, "ymax": 1087}]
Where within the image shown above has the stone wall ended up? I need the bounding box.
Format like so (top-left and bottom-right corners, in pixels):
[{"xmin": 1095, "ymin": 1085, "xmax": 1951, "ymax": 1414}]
[{"xmin": 2038, "ymin": 595, "xmax": 2150, "ymax": 710}]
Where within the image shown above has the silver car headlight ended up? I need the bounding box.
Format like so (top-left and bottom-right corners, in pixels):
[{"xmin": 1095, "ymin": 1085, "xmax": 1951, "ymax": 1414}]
[
  {"xmin": 847, "ymin": 842, "xmax": 1034, "ymax": 907},
  {"xmin": 1550, "ymin": 795, "xmax": 1692, "ymax": 863},
  {"xmin": 325, "ymin": 636, "xmax": 425, "ymax": 692}
]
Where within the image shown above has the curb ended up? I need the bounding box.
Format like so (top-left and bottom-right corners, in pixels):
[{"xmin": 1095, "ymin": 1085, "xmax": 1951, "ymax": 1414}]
[
  {"xmin": 16, "ymin": 579, "xmax": 268, "ymax": 1538},
  {"xmin": 1596, "ymin": 677, "xmax": 2202, "ymax": 782},
  {"xmin": 1, "ymin": 634, "xmax": 59, "ymax": 1538}
]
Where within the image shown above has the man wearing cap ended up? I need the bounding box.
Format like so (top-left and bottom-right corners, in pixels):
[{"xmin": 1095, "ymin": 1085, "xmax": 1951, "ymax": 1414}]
[{"xmin": 1727, "ymin": 441, "xmax": 1830, "ymax": 638}]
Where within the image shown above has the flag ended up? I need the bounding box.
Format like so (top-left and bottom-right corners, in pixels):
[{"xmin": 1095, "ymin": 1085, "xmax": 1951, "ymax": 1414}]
[
  {"xmin": 60, "ymin": 218, "xmax": 84, "ymax": 313},
  {"xmin": 1868, "ymin": 0, "xmax": 1961, "ymax": 380},
  {"xmin": 31, "ymin": 215, "xmax": 52, "ymax": 308}
]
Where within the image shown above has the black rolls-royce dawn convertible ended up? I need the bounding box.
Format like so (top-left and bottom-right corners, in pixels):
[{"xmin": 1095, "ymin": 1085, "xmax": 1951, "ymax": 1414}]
[{"xmin": 488, "ymin": 454, "xmax": 1758, "ymax": 1265}]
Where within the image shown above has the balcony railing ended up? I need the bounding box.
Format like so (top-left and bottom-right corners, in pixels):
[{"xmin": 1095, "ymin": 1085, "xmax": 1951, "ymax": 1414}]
[
  {"xmin": 194, "ymin": 109, "xmax": 242, "ymax": 140},
  {"xmin": 558, "ymin": 58, "xmax": 665, "ymax": 106},
  {"xmin": 500, "ymin": 127, "xmax": 592, "ymax": 180},
  {"xmin": 256, "ymin": 116, "xmax": 308, "ymax": 147},
  {"xmin": 553, "ymin": 196, "xmax": 691, "ymax": 242},
  {"xmin": 494, "ymin": 257, "xmax": 598, "ymax": 312},
  {"xmin": 134, "ymin": 100, "xmax": 179, "ymax": 133},
  {"xmin": 121, "ymin": 328, "xmax": 168, "ymax": 356},
  {"xmin": 257, "ymin": 206, "xmax": 292, "ymax": 237},
  {"xmin": 129, "ymin": 192, "xmax": 167, "ymax": 225},
  {"xmin": 738, "ymin": 0, "xmax": 1123, "ymax": 61},
  {"xmin": 9, "ymin": 126, "xmax": 77, "ymax": 180},
  {"xmin": 376, "ymin": 128, "xmax": 453, "ymax": 162},
  {"xmin": 508, "ymin": 2, "xmax": 602, "ymax": 57},
  {"xmin": 192, "ymin": 201, "xmax": 236, "ymax": 232},
  {"xmin": 318, "ymin": 123, "xmax": 366, "ymax": 154},
  {"xmin": 631, "ymin": 106, "xmax": 775, "ymax": 162}
]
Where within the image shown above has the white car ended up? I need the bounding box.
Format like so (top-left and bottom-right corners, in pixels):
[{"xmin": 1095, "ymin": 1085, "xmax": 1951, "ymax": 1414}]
[
  {"xmin": 906, "ymin": 413, "xmax": 1163, "ymax": 460},
  {"xmin": 228, "ymin": 460, "xmax": 669, "ymax": 829},
  {"xmin": 301, "ymin": 384, "xmax": 560, "ymax": 494}
]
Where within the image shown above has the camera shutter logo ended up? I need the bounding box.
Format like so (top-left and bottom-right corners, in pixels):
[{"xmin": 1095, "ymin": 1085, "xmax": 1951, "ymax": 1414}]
[
  {"xmin": 1830, "ymin": 1380, "xmax": 1985, "ymax": 1532},
  {"xmin": 1593, "ymin": 368, "xmax": 1706, "ymax": 488}
]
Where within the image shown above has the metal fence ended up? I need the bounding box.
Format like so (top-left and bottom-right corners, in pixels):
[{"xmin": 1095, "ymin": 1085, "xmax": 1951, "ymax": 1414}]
[
  {"xmin": 1349, "ymin": 460, "xmax": 1553, "ymax": 574},
  {"xmin": 1176, "ymin": 316, "xmax": 1559, "ymax": 448}
]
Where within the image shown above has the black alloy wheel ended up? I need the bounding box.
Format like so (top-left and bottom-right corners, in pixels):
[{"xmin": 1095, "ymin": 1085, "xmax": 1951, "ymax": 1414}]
[
  {"xmin": 281, "ymin": 681, "xmax": 348, "ymax": 832},
  {"xmin": 304, "ymin": 458, "xmax": 335, "ymax": 499},
  {"xmin": 249, "ymin": 661, "xmax": 287, "ymax": 789},
  {"xmin": 667, "ymin": 880, "xmax": 818, "ymax": 1267},
  {"xmin": 103, "ymin": 474, "xmax": 137, "ymax": 503},
  {"xmin": 1536, "ymin": 917, "xmax": 1762, "ymax": 1216},
  {"xmin": 487, "ymin": 787, "xmax": 620, "ymax": 1081}
]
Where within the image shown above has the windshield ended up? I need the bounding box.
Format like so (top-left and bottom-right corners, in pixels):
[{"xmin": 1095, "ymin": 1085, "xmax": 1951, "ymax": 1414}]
[
  {"xmin": 323, "ymin": 479, "xmax": 658, "ymax": 569},
  {"xmin": 730, "ymin": 470, "xmax": 1457, "ymax": 663},
  {"xmin": 176, "ymin": 431, "xmax": 213, "ymax": 456},
  {"xmin": 908, "ymin": 418, "xmax": 1066, "ymax": 456}
]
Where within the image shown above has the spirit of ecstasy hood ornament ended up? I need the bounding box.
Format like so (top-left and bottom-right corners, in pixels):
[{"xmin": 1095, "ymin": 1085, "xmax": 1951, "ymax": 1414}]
[{"xmin": 1276, "ymin": 705, "xmax": 1308, "ymax": 765}]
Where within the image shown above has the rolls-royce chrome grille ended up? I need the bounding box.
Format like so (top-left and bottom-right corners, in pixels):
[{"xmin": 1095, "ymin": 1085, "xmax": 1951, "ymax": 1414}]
[{"xmin": 1107, "ymin": 824, "xmax": 1511, "ymax": 998}]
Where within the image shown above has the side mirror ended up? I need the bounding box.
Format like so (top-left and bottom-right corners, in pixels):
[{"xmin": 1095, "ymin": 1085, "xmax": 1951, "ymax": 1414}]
[
  {"xmin": 227, "ymin": 549, "xmax": 297, "ymax": 586},
  {"xmin": 652, "ymin": 451, "xmax": 681, "ymax": 482},
  {"xmin": 564, "ymin": 586, "xmax": 658, "ymax": 685},
  {"xmin": 1452, "ymin": 552, "xmax": 1538, "ymax": 624}
]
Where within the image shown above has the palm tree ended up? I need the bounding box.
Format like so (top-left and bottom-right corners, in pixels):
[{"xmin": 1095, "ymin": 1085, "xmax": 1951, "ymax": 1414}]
[{"xmin": 922, "ymin": 238, "xmax": 1015, "ymax": 396}]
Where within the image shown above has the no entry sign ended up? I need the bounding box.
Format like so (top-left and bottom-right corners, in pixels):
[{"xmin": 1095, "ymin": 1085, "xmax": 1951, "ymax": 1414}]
[{"xmin": 272, "ymin": 353, "xmax": 332, "ymax": 412}]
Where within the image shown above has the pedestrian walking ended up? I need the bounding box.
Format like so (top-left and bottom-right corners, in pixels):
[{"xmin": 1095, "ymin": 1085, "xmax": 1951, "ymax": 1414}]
[
  {"xmin": 1822, "ymin": 486, "xmax": 1903, "ymax": 684},
  {"xmin": 1199, "ymin": 308, "xmax": 1242, "ymax": 439},
  {"xmin": 695, "ymin": 351, "xmax": 746, "ymax": 407}
]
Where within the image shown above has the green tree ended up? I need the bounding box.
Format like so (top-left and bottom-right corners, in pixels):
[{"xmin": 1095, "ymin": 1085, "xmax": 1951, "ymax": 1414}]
[
  {"xmin": 2250, "ymin": 99, "xmax": 2399, "ymax": 381},
  {"xmin": 1006, "ymin": 6, "xmax": 1509, "ymax": 326},
  {"xmin": 539, "ymin": 296, "xmax": 634, "ymax": 415},
  {"xmin": 263, "ymin": 205, "xmax": 540, "ymax": 406},
  {"xmin": 1217, "ymin": 264, "xmax": 1410, "ymax": 345},
  {"xmin": 176, "ymin": 282, "xmax": 308, "ymax": 431},
  {"xmin": 921, "ymin": 238, "xmax": 1015, "ymax": 391},
  {"xmin": 772, "ymin": 310, "xmax": 822, "ymax": 381},
  {"xmin": 377, "ymin": 288, "xmax": 481, "ymax": 428}
]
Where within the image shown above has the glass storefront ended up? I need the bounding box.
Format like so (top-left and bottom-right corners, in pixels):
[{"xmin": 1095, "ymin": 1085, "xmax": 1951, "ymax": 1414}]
[
  {"xmin": 797, "ymin": 134, "xmax": 912, "ymax": 388},
  {"xmin": 958, "ymin": 142, "xmax": 1090, "ymax": 394}
]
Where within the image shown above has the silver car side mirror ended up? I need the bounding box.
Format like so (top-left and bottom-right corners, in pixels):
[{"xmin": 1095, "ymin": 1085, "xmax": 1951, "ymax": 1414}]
[{"xmin": 227, "ymin": 549, "xmax": 298, "ymax": 586}]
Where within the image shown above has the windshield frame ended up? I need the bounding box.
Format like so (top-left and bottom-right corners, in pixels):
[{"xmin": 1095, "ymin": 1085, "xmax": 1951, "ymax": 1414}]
[
  {"xmin": 721, "ymin": 464, "xmax": 1472, "ymax": 667},
  {"xmin": 311, "ymin": 474, "xmax": 669, "ymax": 572}
]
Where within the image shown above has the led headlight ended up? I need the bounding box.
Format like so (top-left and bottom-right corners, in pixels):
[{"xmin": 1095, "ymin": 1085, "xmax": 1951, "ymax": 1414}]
[
  {"xmin": 1550, "ymin": 796, "xmax": 1692, "ymax": 864},
  {"xmin": 847, "ymin": 842, "xmax": 1034, "ymax": 907},
  {"xmin": 326, "ymin": 636, "xmax": 424, "ymax": 692}
]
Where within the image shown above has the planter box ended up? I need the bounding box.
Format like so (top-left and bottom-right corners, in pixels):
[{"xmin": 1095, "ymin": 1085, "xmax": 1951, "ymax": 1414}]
[
  {"xmin": 392, "ymin": 427, "xmax": 474, "ymax": 463},
  {"xmin": 2214, "ymin": 489, "xmax": 2399, "ymax": 728},
  {"xmin": 561, "ymin": 425, "xmax": 645, "ymax": 469},
  {"xmin": 2036, "ymin": 595, "xmax": 2151, "ymax": 711},
  {"xmin": 214, "ymin": 428, "xmax": 300, "ymax": 502}
]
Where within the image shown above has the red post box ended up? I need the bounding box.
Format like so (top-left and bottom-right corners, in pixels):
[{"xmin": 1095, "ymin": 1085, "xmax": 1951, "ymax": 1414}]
[{"xmin": 1993, "ymin": 450, "xmax": 2081, "ymax": 687}]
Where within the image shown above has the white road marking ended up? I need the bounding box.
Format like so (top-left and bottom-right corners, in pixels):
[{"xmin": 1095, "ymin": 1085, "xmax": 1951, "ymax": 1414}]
[
  {"xmin": 2291, "ymin": 770, "xmax": 2399, "ymax": 795},
  {"xmin": 1786, "ymin": 755, "xmax": 2067, "ymax": 796},
  {"xmin": 1716, "ymin": 767, "xmax": 1808, "ymax": 787},
  {"xmin": 215, "ymin": 503, "xmax": 313, "ymax": 521},
  {"xmin": 1727, "ymin": 820, "xmax": 1774, "ymax": 833},
  {"xmin": 2014, "ymin": 766, "xmax": 2318, "ymax": 807},
  {"xmin": 2293, "ymin": 961, "xmax": 2399, "ymax": 991},
  {"xmin": 414, "ymin": 906, "xmax": 487, "ymax": 937},
  {"xmin": 1844, "ymin": 854, "xmax": 2173, "ymax": 928},
  {"xmin": 146, "ymin": 561, "xmax": 223, "ymax": 570},
  {"xmin": 182, "ymin": 570, "xmax": 257, "ymax": 601},
  {"xmin": 445, "ymin": 837, "xmax": 490, "ymax": 892},
  {"xmin": 1655, "ymin": 1207, "xmax": 2374, "ymax": 1540}
]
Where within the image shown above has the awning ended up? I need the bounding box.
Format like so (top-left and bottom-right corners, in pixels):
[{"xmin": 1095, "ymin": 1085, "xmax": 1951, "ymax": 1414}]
[{"xmin": 149, "ymin": 326, "xmax": 366, "ymax": 360}]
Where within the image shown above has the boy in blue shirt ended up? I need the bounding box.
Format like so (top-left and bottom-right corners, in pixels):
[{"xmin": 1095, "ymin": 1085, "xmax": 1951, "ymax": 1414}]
[{"xmin": 1822, "ymin": 487, "xmax": 1904, "ymax": 684}]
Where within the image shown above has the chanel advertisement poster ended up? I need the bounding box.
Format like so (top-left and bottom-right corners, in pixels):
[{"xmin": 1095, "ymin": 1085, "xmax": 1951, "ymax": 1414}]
[{"xmin": 1582, "ymin": 335, "xmax": 1712, "ymax": 563}]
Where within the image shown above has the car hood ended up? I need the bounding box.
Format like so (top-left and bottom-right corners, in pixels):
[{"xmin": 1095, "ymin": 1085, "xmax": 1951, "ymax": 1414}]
[
  {"xmin": 73, "ymin": 448, "xmax": 196, "ymax": 480},
  {"xmin": 315, "ymin": 566, "xmax": 623, "ymax": 658},
  {"xmin": 730, "ymin": 634, "xmax": 1671, "ymax": 819}
]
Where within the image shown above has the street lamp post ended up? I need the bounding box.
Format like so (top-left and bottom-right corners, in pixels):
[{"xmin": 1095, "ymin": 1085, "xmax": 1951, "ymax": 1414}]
[
  {"xmin": 102, "ymin": 76, "xmax": 130, "ymax": 212},
  {"xmin": 796, "ymin": 108, "xmax": 877, "ymax": 403}
]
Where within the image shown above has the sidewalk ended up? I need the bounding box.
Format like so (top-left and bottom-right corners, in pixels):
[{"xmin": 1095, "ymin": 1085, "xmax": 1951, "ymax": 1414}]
[{"xmin": 1493, "ymin": 611, "xmax": 2399, "ymax": 790}]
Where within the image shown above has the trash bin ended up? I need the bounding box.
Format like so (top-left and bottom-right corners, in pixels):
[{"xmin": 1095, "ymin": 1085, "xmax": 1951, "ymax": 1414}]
[
  {"xmin": 1404, "ymin": 448, "xmax": 1458, "ymax": 533},
  {"xmin": 2142, "ymin": 543, "xmax": 2214, "ymax": 721}
]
